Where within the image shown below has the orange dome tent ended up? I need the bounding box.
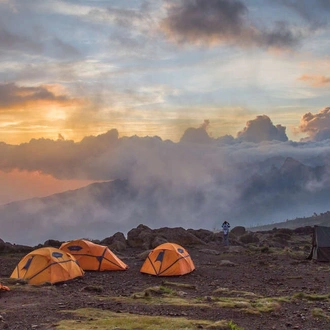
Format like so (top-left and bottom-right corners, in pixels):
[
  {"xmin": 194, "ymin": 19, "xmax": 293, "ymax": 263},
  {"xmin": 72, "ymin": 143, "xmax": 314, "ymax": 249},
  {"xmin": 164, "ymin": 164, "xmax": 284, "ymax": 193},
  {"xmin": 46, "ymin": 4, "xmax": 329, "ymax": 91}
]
[
  {"xmin": 60, "ymin": 239, "xmax": 128, "ymax": 271},
  {"xmin": 140, "ymin": 242, "xmax": 195, "ymax": 276},
  {"xmin": 10, "ymin": 247, "xmax": 84, "ymax": 285}
]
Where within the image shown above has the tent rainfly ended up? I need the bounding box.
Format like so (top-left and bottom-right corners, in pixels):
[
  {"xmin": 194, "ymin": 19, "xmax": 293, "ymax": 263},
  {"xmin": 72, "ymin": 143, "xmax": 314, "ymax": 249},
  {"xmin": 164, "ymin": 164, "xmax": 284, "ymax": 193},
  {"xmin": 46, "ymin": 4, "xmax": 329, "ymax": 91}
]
[
  {"xmin": 10, "ymin": 247, "xmax": 84, "ymax": 285},
  {"xmin": 307, "ymin": 225, "xmax": 330, "ymax": 262},
  {"xmin": 60, "ymin": 239, "xmax": 128, "ymax": 271},
  {"xmin": 140, "ymin": 242, "xmax": 195, "ymax": 276}
]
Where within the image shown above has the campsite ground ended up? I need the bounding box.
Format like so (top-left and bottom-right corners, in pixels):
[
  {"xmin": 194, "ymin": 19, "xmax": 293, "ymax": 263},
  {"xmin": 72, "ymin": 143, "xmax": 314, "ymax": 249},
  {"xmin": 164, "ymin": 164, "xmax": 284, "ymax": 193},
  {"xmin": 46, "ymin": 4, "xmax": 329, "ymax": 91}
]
[{"xmin": 1, "ymin": 233, "xmax": 330, "ymax": 330}]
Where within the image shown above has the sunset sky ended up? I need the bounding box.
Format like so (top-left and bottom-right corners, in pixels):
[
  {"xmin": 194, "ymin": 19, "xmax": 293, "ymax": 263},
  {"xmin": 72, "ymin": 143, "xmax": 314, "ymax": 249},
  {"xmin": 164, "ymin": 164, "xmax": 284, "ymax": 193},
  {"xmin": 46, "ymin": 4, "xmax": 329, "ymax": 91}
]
[{"xmin": 1, "ymin": 0, "xmax": 330, "ymax": 207}]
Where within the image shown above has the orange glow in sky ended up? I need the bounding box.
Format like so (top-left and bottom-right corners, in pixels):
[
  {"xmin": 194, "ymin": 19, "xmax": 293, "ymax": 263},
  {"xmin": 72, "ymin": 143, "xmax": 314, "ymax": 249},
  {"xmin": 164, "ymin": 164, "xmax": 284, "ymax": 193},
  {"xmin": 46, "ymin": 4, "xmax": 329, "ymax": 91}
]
[{"xmin": 0, "ymin": 169, "xmax": 98, "ymax": 205}]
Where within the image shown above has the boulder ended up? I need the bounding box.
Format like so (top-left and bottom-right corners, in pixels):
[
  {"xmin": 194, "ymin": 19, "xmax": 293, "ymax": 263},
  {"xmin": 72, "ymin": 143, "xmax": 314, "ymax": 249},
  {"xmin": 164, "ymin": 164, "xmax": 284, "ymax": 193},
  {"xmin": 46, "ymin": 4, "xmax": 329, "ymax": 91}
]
[
  {"xmin": 101, "ymin": 232, "xmax": 127, "ymax": 250},
  {"xmin": 293, "ymin": 226, "xmax": 313, "ymax": 235},
  {"xmin": 127, "ymin": 224, "xmax": 205, "ymax": 249},
  {"xmin": 0, "ymin": 238, "xmax": 5, "ymax": 252},
  {"xmin": 109, "ymin": 240, "xmax": 127, "ymax": 251},
  {"xmin": 230, "ymin": 226, "xmax": 246, "ymax": 237},
  {"xmin": 127, "ymin": 224, "xmax": 153, "ymax": 249},
  {"xmin": 153, "ymin": 227, "xmax": 205, "ymax": 247},
  {"xmin": 43, "ymin": 239, "xmax": 62, "ymax": 248},
  {"xmin": 151, "ymin": 236, "xmax": 168, "ymax": 248},
  {"xmin": 2, "ymin": 242, "xmax": 33, "ymax": 253},
  {"xmin": 239, "ymin": 232, "xmax": 260, "ymax": 244},
  {"xmin": 187, "ymin": 229, "xmax": 216, "ymax": 243},
  {"xmin": 136, "ymin": 250, "xmax": 152, "ymax": 260}
]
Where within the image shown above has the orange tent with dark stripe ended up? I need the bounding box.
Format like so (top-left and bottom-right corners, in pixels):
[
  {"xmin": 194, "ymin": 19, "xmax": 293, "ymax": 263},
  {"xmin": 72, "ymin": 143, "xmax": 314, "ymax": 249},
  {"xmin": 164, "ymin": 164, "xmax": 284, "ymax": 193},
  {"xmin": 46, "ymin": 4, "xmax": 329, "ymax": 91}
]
[
  {"xmin": 140, "ymin": 242, "xmax": 195, "ymax": 276},
  {"xmin": 10, "ymin": 247, "xmax": 84, "ymax": 285},
  {"xmin": 60, "ymin": 239, "xmax": 128, "ymax": 271}
]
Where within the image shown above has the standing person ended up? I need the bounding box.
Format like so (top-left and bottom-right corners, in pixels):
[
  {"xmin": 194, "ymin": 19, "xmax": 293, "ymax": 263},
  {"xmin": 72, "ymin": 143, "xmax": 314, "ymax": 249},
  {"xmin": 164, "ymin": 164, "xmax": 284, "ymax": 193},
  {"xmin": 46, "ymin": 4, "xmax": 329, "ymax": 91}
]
[{"xmin": 222, "ymin": 221, "xmax": 230, "ymax": 246}]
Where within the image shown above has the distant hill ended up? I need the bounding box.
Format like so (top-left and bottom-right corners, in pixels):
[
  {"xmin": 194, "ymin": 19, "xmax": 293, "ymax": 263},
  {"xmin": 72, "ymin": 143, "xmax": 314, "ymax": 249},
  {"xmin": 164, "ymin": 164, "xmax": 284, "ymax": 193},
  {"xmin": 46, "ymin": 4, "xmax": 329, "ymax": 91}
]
[{"xmin": 250, "ymin": 211, "xmax": 330, "ymax": 231}]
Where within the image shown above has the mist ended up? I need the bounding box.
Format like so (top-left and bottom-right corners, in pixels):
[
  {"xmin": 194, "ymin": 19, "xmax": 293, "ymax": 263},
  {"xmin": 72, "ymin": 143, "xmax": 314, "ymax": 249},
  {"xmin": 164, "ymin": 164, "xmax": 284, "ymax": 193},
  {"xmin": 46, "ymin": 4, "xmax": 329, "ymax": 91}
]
[{"xmin": 2, "ymin": 112, "xmax": 330, "ymax": 245}]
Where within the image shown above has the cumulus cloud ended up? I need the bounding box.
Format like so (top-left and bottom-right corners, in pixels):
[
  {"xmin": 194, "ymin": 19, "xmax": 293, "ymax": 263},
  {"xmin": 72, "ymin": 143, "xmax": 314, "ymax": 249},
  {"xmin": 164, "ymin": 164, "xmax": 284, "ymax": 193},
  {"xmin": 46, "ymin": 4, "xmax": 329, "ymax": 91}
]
[
  {"xmin": 0, "ymin": 116, "xmax": 292, "ymax": 181},
  {"xmin": 298, "ymin": 75, "xmax": 330, "ymax": 87},
  {"xmin": 2, "ymin": 124, "xmax": 330, "ymax": 245},
  {"xmin": 237, "ymin": 115, "xmax": 288, "ymax": 143},
  {"xmin": 160, "ymin": 0, "xmax": 300, "ymax": 49},
  {"xmin": 297, "ymin": 107, "xmax": 330, "ymax": 141},
  {"xmin": 180, "ymin": 120, "xmax": 212, "ymax": 144},
  {"xmin": 2, "ymin": 119, "xmax": 330, "ymax": 244},
  {"xmin": 0, "ymin": 129, "xmax": 120, "ymax": 179}
]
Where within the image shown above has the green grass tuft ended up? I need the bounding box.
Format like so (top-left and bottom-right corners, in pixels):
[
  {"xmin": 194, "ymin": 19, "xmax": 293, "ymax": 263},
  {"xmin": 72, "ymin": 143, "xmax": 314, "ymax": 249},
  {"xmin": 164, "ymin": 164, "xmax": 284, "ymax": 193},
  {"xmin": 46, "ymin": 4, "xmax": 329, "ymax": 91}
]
[
  {"xmin": 293, "ymin": 292, "xmax": 330, "ymax": 301},
  {"xmin": 55, "ymin": 308, "xmax": 231, "ymax": 330}
]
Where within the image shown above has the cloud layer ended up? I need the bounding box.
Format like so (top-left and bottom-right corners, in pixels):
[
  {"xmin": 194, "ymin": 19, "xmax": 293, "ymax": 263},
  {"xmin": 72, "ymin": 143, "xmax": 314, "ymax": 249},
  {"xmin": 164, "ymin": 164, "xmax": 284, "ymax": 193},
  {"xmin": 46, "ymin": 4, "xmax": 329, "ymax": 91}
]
[{"xmin": 1, "ymin": 111, "xmax": 330, "ymax": 244}]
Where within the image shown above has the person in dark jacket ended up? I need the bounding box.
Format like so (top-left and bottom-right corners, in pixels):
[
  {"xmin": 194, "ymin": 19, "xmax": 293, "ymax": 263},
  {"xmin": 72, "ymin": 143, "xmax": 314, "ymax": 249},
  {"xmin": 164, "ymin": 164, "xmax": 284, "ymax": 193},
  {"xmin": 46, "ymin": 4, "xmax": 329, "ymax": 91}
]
[{"xmin": 222, "ymin": 221, "xmax": 230, "ymax": 246}]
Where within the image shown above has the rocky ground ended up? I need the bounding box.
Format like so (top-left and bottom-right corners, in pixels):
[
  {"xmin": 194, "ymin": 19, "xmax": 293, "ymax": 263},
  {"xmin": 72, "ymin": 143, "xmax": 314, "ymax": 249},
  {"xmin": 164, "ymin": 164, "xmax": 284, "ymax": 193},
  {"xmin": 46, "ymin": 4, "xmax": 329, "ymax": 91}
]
[{"xmin": 1, "ymin": 225, "xmax": 330, "ymax": 330}]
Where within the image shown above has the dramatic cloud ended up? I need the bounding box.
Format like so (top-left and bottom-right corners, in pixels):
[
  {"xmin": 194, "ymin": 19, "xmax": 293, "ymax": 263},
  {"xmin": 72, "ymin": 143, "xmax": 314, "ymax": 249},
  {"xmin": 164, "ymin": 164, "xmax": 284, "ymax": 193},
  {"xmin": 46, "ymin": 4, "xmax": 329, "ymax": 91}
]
[
  {"xmin": 298, "ymin": 75, "xmax": 330, "ymax": 87},
  {"xmin": 180, "ymin": 120, "xmax": 212, "ymax": 144},
  {"xmin": 0, "ymin": 115, "xmax": 300, "ymax": 183},
  {"xmin": 0, "ymin": 129, "xmax": 120, "ymax": 179},
  {"xmin": 3, "ymin": 124, "xmax": 330, "ymax": 245},
  {"xmin": 0, "ymin": 82, "xmax": 86, "ymax": 144},
  {"xmin": 297, "ymin": 107, "xmax": 330, "ymax": 141},
  {"xmin": 0, "ymin": 83, "xmax": 70, "ymax": 109},
  {"xmin": 237, "ymin": 115, "xmax": 288, "ymax": 143},
  {"xmin": 274, "ymin": 0, "xmax": 330, "ymax": 28},
  {"xmin": 160, "ymin": 0, "xmax": 300, "ymax": 49}
]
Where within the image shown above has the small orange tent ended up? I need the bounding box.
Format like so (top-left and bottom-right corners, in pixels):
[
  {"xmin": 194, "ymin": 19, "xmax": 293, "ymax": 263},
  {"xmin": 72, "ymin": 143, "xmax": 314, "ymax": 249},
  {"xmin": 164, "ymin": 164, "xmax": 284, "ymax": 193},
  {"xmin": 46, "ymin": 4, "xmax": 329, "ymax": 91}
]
[
  {"xmin": 10, "ymin": 247, "xmax": 84, "ymax": 285},
  {"xmin": 140, "ymin": 242, "xmax": 195, "ymax": 276},
  {"xmin": 60, "ymin": 239, "xmax": 128, "ymax": 271}
]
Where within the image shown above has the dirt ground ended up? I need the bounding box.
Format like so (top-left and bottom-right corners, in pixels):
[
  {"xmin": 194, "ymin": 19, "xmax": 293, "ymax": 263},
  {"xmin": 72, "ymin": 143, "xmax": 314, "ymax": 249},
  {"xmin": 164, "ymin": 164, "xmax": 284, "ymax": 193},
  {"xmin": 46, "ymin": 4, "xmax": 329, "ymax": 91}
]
[{"xmin": 1, "ymin": 242, "xmax": 330, "ymax": 330}]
